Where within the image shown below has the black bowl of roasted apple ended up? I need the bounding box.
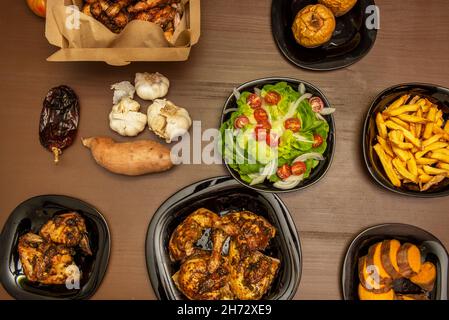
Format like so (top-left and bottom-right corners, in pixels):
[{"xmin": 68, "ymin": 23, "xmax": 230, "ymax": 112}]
[
  {"xmin": 146, "ymin": 176, "xmax": 302, "ymax": 300},
  {"xmin": 0, "ymin": 195, "xmax": 110, "ymax": 300}
]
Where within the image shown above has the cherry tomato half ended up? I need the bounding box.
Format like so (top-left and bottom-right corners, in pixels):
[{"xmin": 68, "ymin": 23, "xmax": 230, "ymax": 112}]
[
  {"xmin": 284, "ymin": 118, "xmax": 301, "ymax": 132},
  {"xmin": 247, "ymin": 93, "xmax": 262, "ymax": 109},
  {"xmin": 264, "ymin": 91, "xmax": 281, "ymax": 105},
  {"xmin": 234, "ymin": 115, "xmax": 249, "ymax": 129},
  {"xmin": 255, "ymin": 124, "xmax": 269, "ymax": 141},
  {"xmin": 266, "ymin": 132, "xmax": 280, "ymax": 147},
  {"xmin": 309, "ymin": 97, "xmax": 324, "ymax": 113},
  {"xmin": 291, "ymin": 161, "xmax": 307, "ymax": 176},
  {"xmin": 254, "ymin": 108, "xmax": 269, "ymax": 123},
  {"xmin": 313, "ymin": 134, "xmax": 324, "ymax": 148},
  {"xmin": 277, "ymin": 164, "xmax": 292, "ymax": 180}
]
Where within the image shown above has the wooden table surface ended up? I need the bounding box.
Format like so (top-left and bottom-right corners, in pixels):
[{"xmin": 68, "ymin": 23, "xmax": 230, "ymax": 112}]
[{"xmin": 1, "ymin": 0, "xmax": 448, "ymax": 300}]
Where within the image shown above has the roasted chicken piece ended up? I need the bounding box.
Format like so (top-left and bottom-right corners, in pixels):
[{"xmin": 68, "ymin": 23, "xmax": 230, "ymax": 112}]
[
  {"xmin": 228, "ymin": 240, "xmax": 280, "ymax": 300},
  {"xmin": 218, "ymin": 211, "xmax": 276, "ymax": 251},
  {"xmin": 169, "ymin": 208, "xmax": 220, "ymax": 262},
  {"xmin": 128, "ymin": 0, "xmax": 179, "ymax": 13},
  {"xmin": 18, "ymin": 233, "xmax": 76, "ymax": 285},
  {"xmin": 133, "ymin": 5, "xmax": 178, "ymax": 40},
  {"xmin": 40, "ymin": 212, "xmax": 92, "ymax": 256},
  {"xmin": 172, "ymin": 251, "xmax": 234, "ymax": 300},
  {"xmin": 86, "ymin": 0, "xmax": 131, "ymax": 33}
]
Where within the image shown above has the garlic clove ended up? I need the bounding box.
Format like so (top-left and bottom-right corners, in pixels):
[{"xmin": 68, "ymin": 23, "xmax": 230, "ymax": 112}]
[{"xmin": 111, "ymin": 81, "xmax": 135, "ymax": 105}]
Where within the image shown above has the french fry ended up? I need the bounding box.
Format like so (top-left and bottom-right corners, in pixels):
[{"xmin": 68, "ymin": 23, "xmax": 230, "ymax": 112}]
[
  {"xmin": 407, "ymin": 155, "xmax": 418, "ymax": 176},
  {"xmin": 415, "ymin": 108, "xmax": 423, "ymax": 138},
  {"xmin": 435, "ymin": 110, "xmax": 443, "ymax": 127},
  {"xmin": 419, "ymin": 174, "xmax": 433, "ymax": 184},
  {"xmin": 430, "ymin": 152, "xmax": 449, "ymax": 164},
  {"xmin": 397, "ymin": 114, "xmax": 429, "ymax": 124},
  {"xmin": 392, "ymin": 145, "xmax": 411, "ymax": 161},
  {"xmin": 421, "ymin": 175, "xmax": 446, "ymax": 191},
  {"xmin": 385, "ymin": 121, "xmax": 421, "ymax": 147},
  {"xmin": 376, "ymin": 112, "xmax": 388, "ymax": 139},
  {"xmin": 392, "ymin": 158, "xmax": 417, "ymax": 182},
  {"xmin": 377, "ymin": 135, "xmax": 394, "ymax": 157},
  {"xmin": 432, "ymin": 126, "xmax": 449, "ymax": 141},
  {"xmin": 383, "ymin": 95, "xmax": 409, "ymax": 114},
  {"xmin": 373, "ymin": 144, "xmax": 401, "ymax": 187},
  {"xmin": 433, "ymin": 148, "xmax": 449, "ymax": 156},
  {"xmin": 444, "ymin": 121, "xmax": 449, "ymax": 134},
  {"xmin": 415, "ymin": 142, "xmax": 449, "ymax": 158},
  {"xmin": 416, "ymin": 157, "xmax": 438, "ymax": 165},
  {"xmin": 391, "ymin": 117, "xmax": 410, "ymax": 130},
  {"xmin": 422, "ymin": 134, "xmax": 442, "ymax": 148},
  {"xmin": 409, "ymin": 123, "xmax": 416, "ymax": 137},
  {"xmin": 409, "ymin": 95, "xmax": 420, "ymax": 105},
  {"xmin": 387, "ymin": 104, "xmax": 420, "ymax": 117},
  {"xmin": 388, "ymin": 130, "xmax": 413, "ymax": 149},
  {"xmin": 420, "ymin": 99, "xmax": 431, "ymax": 113},
  {"xmin": 423, "ymin": 107, "xmax": 437, "ymax": 139},
  {"xmin": 423, "ymin": 165, "xmax": 448, "ymax": 175},
  {"xmin": 437, "ymin": 162, "xmax": 449, "ymax": 171}
]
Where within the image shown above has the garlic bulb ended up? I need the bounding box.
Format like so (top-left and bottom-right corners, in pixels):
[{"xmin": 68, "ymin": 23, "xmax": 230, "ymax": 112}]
[
  {"xmin": 111, "ymin": 81, "xmax": 135, "ymax": 105},
  {"xmin": 109, "ymin": 98, "xmax": 147, "ymax": 137},
  {"xmin": 135, "ymin": 72, "xmax": 170, "ymax": 101},
  {"xmin": 147, "ymin": 99, "xmax": 192, "ymax": 143}
]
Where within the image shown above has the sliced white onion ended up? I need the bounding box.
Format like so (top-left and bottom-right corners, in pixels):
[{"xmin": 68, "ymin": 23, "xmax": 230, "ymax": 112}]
[
  {"xmin": 293, "ymin": 152, "xmax": 325, "ymax": 163},
  {"xmin": 283, "ymin": 93, "xmax": 310, "ymax": 120},
  {"xmin": 299, "ymin": 83, "xmax": 306, "ymax": 96},
  {"xmin": 320, "ymin": 107, "xmax": 336, "ymax": 115},
  {"xmin": 250, "ymin": 174, "xmax": 267, "ymax": 186},
  {"xmin": 254, "ymin": 88, "xmax": 262, "ymax": 96},
  {"xmin": 223, "ymin": 107, "xmax": 238, "ymax": 115},
  {"xmin": 273, "ymin": 174, "xmax": 304, "ymax": 190},
  {"xmin": 233, "ymin": 88, "xmax": 241, "ymax": 100},
  {"xmin": 297, "ymin": 93, "xmax": 312, "ymax": 105},
  {"xmin": 293, "ymin": 134, "xmax": 314, "ymax": 143},
  {"xmin": 316, "ymin": 112, "xmax": 326, "ymax": 122},
  {"xmin": 261, "ymin": 159, "xmax": 278, "ymax": 176},
  {"xmin": 233, "ymin": 128, "xmax": 241, "ymax": 136}
]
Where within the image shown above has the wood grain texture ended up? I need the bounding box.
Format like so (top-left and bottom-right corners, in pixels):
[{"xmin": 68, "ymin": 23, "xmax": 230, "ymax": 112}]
[{"xmin": 0, "ymin": 0, "xmax": 448, "ymax": 300}]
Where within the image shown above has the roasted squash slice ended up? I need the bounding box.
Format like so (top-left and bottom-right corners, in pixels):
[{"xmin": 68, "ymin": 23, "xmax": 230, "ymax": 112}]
[
  {"xmin": 410, "ymin": 261, "xmax": 436, "ymax": 292},
  {"xmin": 358, "ymin": 256, "xmax": 391, "ymax": 293},
  {"xmin": 358, "ymin": 283, "xmax": 395, "ymax": 300},
  {"xmin": 381, "ymin": 239, "xmax": 402, "ymax": 279},
  {"xmin": 366, "ymin": 242, "xmax": 393, "ymax": 285},
  {"xmin": 397, "ymin": 243, "xmax": 422, "ymax": 278},
  {"xmin": 396, "ymin": 294, "xmax": 429, "ymax": 300}
]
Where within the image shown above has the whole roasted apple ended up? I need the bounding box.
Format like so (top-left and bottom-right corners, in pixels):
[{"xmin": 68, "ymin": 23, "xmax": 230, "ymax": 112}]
[{"xmin": 26, "ymin": 0, "xmax": 46, "ymax": 18}]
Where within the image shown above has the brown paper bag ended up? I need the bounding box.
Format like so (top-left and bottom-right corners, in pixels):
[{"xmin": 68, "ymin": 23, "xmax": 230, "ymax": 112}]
[{"xmin": 45, "ymin": 0, "xmax": 201, "ymax": 66}]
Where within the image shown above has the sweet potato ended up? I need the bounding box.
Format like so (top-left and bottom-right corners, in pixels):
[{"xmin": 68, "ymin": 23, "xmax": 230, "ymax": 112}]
[
  {"xmin": 381, "ymin": 239, "xmax": 402, "ymax": 279},
  {"xmin": 366, "ymin": 242, "xmax": 393, "ymax": 285},
  {"xmin": 410, "ymin": 261, "xmax": 436, "ymax": 292},
  {"xmin": 82, "ymin": 137, "xmax": 174, "ymax": 176},
  {"xmin": 397, "ymin": 243, "xmax": 422, "ymax": 278},
  {"xmin": 358, "ymin": 283, "xmax": 395, "ymax": 300},
  {"xmin": 358, "ymin": 256, "xmax": 391, "ymax": 293},
  {"xmin": 395, "ymin": 294, "xmax": 429, "ymax": 300}
]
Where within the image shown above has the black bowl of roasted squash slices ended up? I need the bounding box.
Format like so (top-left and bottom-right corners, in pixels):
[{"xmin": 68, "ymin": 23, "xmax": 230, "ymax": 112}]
[{"xmin": 342, "ymin": 223, "xmax": 449, "ymax": 300}]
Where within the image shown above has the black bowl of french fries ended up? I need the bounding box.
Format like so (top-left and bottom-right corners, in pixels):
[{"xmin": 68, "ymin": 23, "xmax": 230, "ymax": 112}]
[{"xmin": 363, "ymin": 84, "xmax": 449, "ymax": 197}]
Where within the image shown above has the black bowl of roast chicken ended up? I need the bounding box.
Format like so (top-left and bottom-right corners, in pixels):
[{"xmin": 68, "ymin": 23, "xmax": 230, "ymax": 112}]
[
  {"xmin": 146, "ymin": 176, "xmax": 302, "ymax": 300},
  {"xmin": 0, "ymin": 195, "xmax": 110, "ymax": 299}
]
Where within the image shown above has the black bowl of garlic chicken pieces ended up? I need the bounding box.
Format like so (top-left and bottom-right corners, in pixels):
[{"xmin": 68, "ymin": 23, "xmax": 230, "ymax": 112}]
[
  {"xmin": 146, "ymin": 176, "xmax": 302, "ymax": 300},
  {"xmin": 0, "ymin": 195, "xmax": 110, "ymax": 299}
]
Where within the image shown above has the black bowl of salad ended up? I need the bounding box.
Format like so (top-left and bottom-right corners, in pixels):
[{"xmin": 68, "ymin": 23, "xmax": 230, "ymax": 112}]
[{"xmin": 219, "ymin": 77, "xmax": 336, "ymax": 193}]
